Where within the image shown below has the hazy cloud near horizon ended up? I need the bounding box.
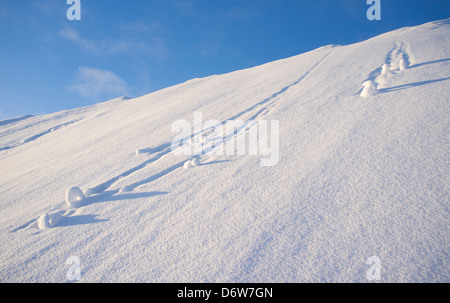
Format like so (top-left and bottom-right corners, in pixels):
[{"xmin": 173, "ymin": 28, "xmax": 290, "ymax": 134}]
[{"xmin": 68, "ymin": 67, "xmax": 129, "ymax": 101}]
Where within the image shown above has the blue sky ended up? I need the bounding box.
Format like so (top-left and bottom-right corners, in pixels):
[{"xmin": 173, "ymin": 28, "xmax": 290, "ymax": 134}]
[{"xmin": 0, "ymin": 0, "xmax": 449, "ymax": 119}]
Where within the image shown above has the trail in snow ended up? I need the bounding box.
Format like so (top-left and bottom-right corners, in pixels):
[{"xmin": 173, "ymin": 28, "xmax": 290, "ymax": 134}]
[
  {"xmin": 0, "ymin": 115, "xmax": 34, "ymax": 127},
  {"xmin": 0, "ymin": 119, "xmax": 81, "ymax": 152},
  {"xmin": 184, "ymin": 48, "xmax": 336, "ymax": 161},
  {"xmin": 18, "ymin": 48, "xmax": 337, "ymax": 232},
  {"xmin": 228, "ymin": 48, "xmax": 335, "ymax": 122},
  {"xmin": 360, "ymin": 40, "xmax": 450, "ymax": 97},
  {"xmin": 361, "ymin": 41, "xmax": 413, "ymax": 96},
  {"xmin": 91, "ymin": 48, "xmax": 336, "ymax": 189},
  {"xmin": 25, "ymin": 42, "xmax": 445, "ymax": 233}
]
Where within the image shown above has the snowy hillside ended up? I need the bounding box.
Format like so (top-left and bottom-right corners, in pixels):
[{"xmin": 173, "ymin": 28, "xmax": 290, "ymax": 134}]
[{"xmin": 1, "ymin": 19, "xmax": 449, "ymax": 282}]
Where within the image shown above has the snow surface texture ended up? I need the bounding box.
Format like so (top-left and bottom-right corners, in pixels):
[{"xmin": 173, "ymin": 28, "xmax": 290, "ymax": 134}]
[{"xmin": 1, "ymin": 20, "xmax": 449, "ymax": 282}]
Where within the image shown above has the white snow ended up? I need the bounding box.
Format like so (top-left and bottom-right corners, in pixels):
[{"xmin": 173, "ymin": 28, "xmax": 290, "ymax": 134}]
[
  {"xmin": 36, "ymin": 211, "xmax": 64, "ymax": 230},
  {"xmin": 84, "ymin": 188, "xmax": 96, "ymax": 198},
  {"xmin": 119, "ymin": 185, "xmax": 132, "ymax": 194},
  {"xmin": 191, "ymin": 158, "xmax": 200, "ymax": 167},
  {"xmin": 37, "ymin": 214, "xmax": 51, "ymax": 230},
  {"xmin": 182, "ymin": 158, "xmax": 201, "ymax": 169},
  {"xmin": 1, "ymin": 19, "xmax": 449, "ymax": 282},
  {"xmin": 65, "ymin": 187, "xmax": 85, "ymax": 208},
  {"xmin": 399, "ymin": 57, "xmax": 408, "ymax": 71},
  {"xmin": 360, "ymin": 80, "xmax": 378, "ymax": 97},
  {"xmin": 381, "ymin": 63, "xmax": 391, "ymax": 75}
]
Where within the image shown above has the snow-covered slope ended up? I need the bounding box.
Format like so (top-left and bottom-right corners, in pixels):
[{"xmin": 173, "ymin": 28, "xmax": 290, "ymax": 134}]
[{"xmin": 1, "ymin": 19, "xmax": 449, "ymax": 282}]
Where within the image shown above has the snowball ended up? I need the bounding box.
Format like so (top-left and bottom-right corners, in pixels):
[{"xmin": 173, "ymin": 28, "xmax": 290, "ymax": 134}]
[
  {"xmin": 48, "ymin": 212, "xmax": 63, "ymax": 227},
  {"xmin": 183, "ymin": 160, "xmax": 194, "ymax": 169},
  {"xmin": 37, "ymin": 213, "xmax": 50, "ymax": 230},
  {"xmin": 360, "ymin": 80, "xmax": 378, "ymax": 98},
  {"xmin": 37, "ymin": 211, "xmax": 65, "ymax": 230},
  {"xmin": 183, "ymin": 158, "xmax": 201, "ymax": 169},
  {"xmin": 381, "ymin": 63, "xmax": 391, "ymax": 75},
  {"xmin": 399, "ymin": 58, "xmax": 407, "ymax": 71},
  {"xmin": 191, "ymin": 158, "xmax": 200, "ymax": 167},
  {"xmin": 65, "ymin": 187, "xmax": 85, "ymax": 208},
  {"xmin": 375, "ymin": 74, "xmax": 388, "ymax": 89}
]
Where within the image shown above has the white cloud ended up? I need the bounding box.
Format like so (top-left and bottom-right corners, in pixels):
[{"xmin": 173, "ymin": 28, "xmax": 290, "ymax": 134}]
[
  {"xmin": 58, "ymin": 27, "xmax": 101, "ymax": 53},
  {"xmin": 31, "ymin": 0, "xmax": 65, "ymax": 16},
  {"xmin": 120, "ymin": 21, "xmax": 164, "ymax": 33},
  {"xmin": 69, "ymin": 67, "xmax": 129, "ymax": 100},
  {"xmin": 58, "ymin": 26, "xmax": 170, "ymax": 59}
]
